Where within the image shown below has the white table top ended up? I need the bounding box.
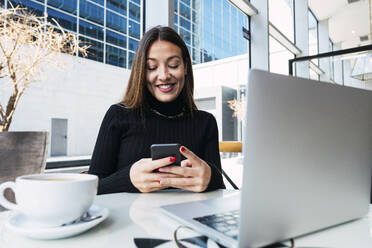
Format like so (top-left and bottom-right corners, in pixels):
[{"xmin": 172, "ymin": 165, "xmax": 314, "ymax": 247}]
[{"xmin": 0, "ymin": 189, "xmax": 371, "ymax": 248}]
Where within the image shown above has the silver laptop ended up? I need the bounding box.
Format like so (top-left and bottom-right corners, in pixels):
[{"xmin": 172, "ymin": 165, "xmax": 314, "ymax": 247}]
[{"xmin": 161, "ymin": 69, "xmax": 372, "ymax": 248}]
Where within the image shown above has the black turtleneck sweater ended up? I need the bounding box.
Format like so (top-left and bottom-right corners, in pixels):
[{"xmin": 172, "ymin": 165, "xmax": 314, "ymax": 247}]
[{"xmin": 88, "ymin": 95, "xmax": 225, "ymax": 194}]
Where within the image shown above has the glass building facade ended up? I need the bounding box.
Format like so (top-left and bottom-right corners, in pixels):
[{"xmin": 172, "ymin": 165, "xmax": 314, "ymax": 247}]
[
  {"xmin": 174, "ymin": 0, "xmax": 249, "ymax": 64},
  {"xmin": 6, "ymin": 0, "xmax": 142, "ymax": 69}
]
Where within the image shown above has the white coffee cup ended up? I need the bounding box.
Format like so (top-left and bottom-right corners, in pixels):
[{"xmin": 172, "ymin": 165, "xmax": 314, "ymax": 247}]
[{"xmin": 0, "ymin": 173, "xmax": 98, "ymax": 227}]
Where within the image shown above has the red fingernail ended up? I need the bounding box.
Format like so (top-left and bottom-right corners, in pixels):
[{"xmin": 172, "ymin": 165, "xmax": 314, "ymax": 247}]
[
  {"xmin": 170, "ymin": 157, "xmax": 176, "ymax": 162},
  {"xmin": 181, "ymin": 146, "xmax": 186, "ymax": 152},
  {"xmin": 158, "ymin": 180, "xmax": 161, "ymax": 184}
]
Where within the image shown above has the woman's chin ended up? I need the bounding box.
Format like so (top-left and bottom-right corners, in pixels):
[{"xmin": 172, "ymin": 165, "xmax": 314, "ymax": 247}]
[{"xmin": 154, "ymin": 93, "xmax": 179, "ymax": 103}]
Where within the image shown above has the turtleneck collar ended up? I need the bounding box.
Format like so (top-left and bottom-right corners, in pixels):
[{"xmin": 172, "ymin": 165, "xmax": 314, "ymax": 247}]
[{"xmin": 146, "ymin": 90, "xmax": 185, "ymax": 116}]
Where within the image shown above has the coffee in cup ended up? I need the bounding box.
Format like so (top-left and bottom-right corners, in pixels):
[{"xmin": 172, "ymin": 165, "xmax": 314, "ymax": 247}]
[{"xmin": 0, "ymin": 173, "xmax": 98, "ymax": 227}]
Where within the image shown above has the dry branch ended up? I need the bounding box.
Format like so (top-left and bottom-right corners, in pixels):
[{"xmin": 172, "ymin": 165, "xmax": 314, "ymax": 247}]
[{"xmin": 0, "ymin": 5, "xmax": 88, "ymax": 131}]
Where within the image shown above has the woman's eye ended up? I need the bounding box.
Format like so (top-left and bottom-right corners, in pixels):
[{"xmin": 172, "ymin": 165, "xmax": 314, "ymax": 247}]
[
  {"xmin": 169, "ymin": 64, "xmax": 179, "ymax": 69},
  {"xmin": 147, "ymin": 66, "xmax": 157, "ymax": 71}
]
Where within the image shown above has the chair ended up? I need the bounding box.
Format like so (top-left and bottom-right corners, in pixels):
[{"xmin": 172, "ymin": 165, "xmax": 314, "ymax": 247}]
[
  {"xmin": 0, "ymin": 132, "xmax": 49, "ymax": 211},
  {"xmin": 219, "ymin": 141, "xmax": 242, "ymax": 190},
  {"xmin": 219, "ymin": 141, "xmax": 242, "ymax": 153}
]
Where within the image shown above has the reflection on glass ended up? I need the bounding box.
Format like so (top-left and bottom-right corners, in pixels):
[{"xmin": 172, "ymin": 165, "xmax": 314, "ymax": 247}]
[
  {"xmin": 179, "ymin": 2, "xmax": 191, "ymax": 19},
  {"xmin": 9, "ymin": 0, "xmax": 44, "ymax": 16},
  {"xmin": 79, "ymin": 20, "xmax": 104, "ymax": 40},
  {"xmin": 47, "ymin": 0, "xmax": 77, "ymax": 15},
  {"xmin": 180, "ymin": 28, "xmax": 191, "ymax": 45},
  {"xmin": 269, "ymin": 36, "xmax": 294, "ymax": 75},
  {"xmin": 129, "ymin": 2, "xmax": 140, "ymax": 22},
  {"xmin": 47, "ymin": 8, "xmax": 77, "ymax": 32},
  {"xmin": 174, "ymin": 0, "xmax": 248, "ymax": 64},
  {"xmin": 130, "ymin": 0, "xmax": 140, "ymax": 5},
  {"xmin": 180, "ymin": 16, "xmax": 190, "ymax": 30},
  {"xmin": 79, "ymin": 0, "xmax": 104, "ymax": 25},
  {"xmin": 128, "ymin": 51, "xmax": 135, "ymax": 69},
  {"xmin": 90, "ymin": 0, "xmax": 104, "ymax": 6},
  {"xmin": 106, "ymin": 10, "xmax": 127, "ymax": 34},
  {"xmin": 181, "ymin": 0, "xmax": 190, "ymax": 6},
  {"xmin": 107, "ymin": 0, "xmax": 126, "ymax": 15},
  {"xmin": 129, "ymin": 20, "xmax": 140, "ymax": 39},
  {"xmin": 106, "ymin": 45, "xmax": 126, "ymax": 68},
  {"xmin": 106, "ymin": 30, "xmax": 127, "ymax": 48},
  {"xmin": 128, "ymin": 38, "xmax": 138, "ymax": 52},
  {"xmin": 12, "ymin": 0, "xmax": 142, "ymax": 69},
  {"xmin": 79, "ymin": 36, "xmax": 104, "ymax": 62}
]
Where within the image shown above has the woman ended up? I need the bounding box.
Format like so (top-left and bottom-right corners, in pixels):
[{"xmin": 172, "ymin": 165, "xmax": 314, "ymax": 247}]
[{"xmin": 89, "ymin": 26, "xmax": 225, "ymax": 194}]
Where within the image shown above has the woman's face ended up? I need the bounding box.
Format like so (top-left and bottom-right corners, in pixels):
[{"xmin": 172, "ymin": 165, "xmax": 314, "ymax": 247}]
[{"xmin": 146, "ymin": 40, "xmax": 186, "ymax": 103}]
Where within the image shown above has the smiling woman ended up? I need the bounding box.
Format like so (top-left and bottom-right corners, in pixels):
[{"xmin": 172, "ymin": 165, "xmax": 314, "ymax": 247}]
[{"xmin": 88, "ymin": 26, "xmax": 225, "ymax": 194}]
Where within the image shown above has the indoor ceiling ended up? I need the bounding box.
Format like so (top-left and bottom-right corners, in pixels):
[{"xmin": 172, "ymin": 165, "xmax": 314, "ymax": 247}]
[{"xmin": 308, "ymin": 0, "xmax": 371, "ymax": 49}]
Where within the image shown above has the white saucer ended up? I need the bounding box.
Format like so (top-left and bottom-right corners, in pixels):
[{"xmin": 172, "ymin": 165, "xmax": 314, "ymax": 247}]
[{"xmin": 5, "ymin": 204, "xmax": 109, "ymax": 240}]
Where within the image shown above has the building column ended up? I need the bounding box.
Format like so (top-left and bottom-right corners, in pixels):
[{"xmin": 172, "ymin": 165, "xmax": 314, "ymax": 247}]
[
  {"xmin": 318, "ymin": 19, "xmax": 331, "ymax": 81},
  {"xmin": 250, "ymin": 0, "xmax": 269, "ymax": 71},
  {"xmin": 294, "ymin": 0, "xmax": 309, "ymax": 78},
  {"xmin": 145, "ymin": 0, "xmax": 174, "ymax": 31}
]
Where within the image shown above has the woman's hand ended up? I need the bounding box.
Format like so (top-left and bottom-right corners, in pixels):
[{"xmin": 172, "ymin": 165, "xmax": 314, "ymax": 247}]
[
  {"xmin": 130, "ymin": 157, "xmax": 181, "ymax": 193},
  {"xmin": 158, "ymin": 146, "xmax": 212, "ymax": 192}
]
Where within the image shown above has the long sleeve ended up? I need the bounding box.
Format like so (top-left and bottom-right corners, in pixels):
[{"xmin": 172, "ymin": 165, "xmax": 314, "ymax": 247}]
[
  {"xmin": 89, "ymin": 105, "xmax": 138, "ymax": 194},
  {"xmin": 89, "ymin": 104, "xmax": 225, "ymax": 194},
  {"xmin": 203, "ymin": 114, "xmax": 226, "ymax": 191}
]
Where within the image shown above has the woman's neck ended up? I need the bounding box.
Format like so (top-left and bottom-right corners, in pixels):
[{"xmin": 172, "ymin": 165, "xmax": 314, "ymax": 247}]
[{"xmin": 147, "ymin": 92, "xmax": 185, "ymax": 116}]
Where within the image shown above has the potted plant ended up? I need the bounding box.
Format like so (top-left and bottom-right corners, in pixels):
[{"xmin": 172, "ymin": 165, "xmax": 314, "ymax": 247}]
[{"xmin": 0, "ymin": 5, "xmax": 88, "ymax": 208}]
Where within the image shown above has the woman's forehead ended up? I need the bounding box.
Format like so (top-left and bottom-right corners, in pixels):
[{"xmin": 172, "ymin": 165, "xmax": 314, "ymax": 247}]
[{"xmin": 146, "ymin": 40, "xmax": 183, "ymax": 59}]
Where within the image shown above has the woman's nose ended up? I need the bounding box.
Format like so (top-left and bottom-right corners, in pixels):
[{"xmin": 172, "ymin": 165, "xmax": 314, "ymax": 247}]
[{"xmin": 158, "ymin": 67, "xmax": 170, "ymax": 81}]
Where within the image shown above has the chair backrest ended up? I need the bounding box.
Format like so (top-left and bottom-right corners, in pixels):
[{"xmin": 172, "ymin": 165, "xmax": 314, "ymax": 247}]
[
  {"xmin": 0, "ymin": 132, "xmax": 49, "ymax": 211},
  {"xmin": 219, "ymin": 141, "xmax": 242, "ymax": 153}
]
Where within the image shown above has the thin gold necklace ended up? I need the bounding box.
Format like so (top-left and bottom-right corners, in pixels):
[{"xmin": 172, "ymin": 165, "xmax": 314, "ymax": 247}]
[{"xmin": 150, "ymin": 108, "xmax": 185, "ymax": 119}]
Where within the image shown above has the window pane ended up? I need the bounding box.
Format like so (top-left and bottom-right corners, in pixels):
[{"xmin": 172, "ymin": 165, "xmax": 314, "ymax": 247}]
[
  {"xmin": 129, "ymin": 2, "xmax": 140, "ymax": 22},
  {"xmin": 180, "ymin": 16, "xmax": 190, "ymax": 30},
  {"xmin": 129, "ymin": 20, "xmax": 140, "ymax": 39},
  {"xmin": 128, "ymin": 51, "xmax": 135, "ymax": 69},
  {"xmin": 79, "ymin": 20, "xmax": 104, "ymax": 40},
  {"xmin": 174, "ymin": 0, "xmax": 178, "ymax": 13},
  {"xmin": 90, "ymin": 0, "xmax": 104, "ymax": 6},
  {"xmin": 47, "ymin": 0, "xmax": 77, "ymax": 15},
  {"xmin": 9, "ymin": 0, "xmax": 43, "ymax": 16},
  {"xmin": 106, "ymin": 45, "xmax": 126, "ymax": 68},
  {"xmin": 79, "ymin": 0, "xmax": 104, "ymax": 25},
  {"xmin": 106, "ymin": 10, "xmax": 127, "ymax": 34},
  {"xmin": 179, "ymin": 2, "xmax": 190, "ymax": 19},
  {"xmin": 179, "ymin": 28, "xmax": 191, "ymax": 45},
  {"xmin": 181, "ymin": 0, "xmax": 190, "ymax": 6},
  {"xmin": 269, "ymin": 0, "xmax": 294, "ymax": 42},
  {"xmin": 47, "ymin": 8, "xmax": 77, "ymax": 32},
  {"xmin": 309, "ymin": 10, "xmax": 318, "ymax": 65},
  {"xmin": 269, "ymin": 36, "xmax": 294, "ymax": 75},
  {"xmin": 107, "ymin": 0, "xmax": 127, "ymax": 15},
  {"xmin": 175, "ymin": 0, "xmax": 249, "ymax": 64},
  {"xmin": 130, "ymin": 0, "xmax": 140, "ymax": 5},
  {"xmin": 129, "ymin": 38, "xmax": 138, "ymax": 52},
  {"xmin": 106, "ymin": 30, "xmax": 127, "ymax": 48},
  {"xmin": 79, "ymin": 36, "xmax": 103, "ymax": 62}
]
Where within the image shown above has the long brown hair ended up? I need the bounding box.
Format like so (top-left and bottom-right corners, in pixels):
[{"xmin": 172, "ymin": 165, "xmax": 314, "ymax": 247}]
[{"xmin": 120, "ymin": 26, "xmax": 197, "ymax": 114}]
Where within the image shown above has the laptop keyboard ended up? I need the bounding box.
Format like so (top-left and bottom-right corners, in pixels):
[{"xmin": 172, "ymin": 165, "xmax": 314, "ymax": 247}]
[{"xmin": 193, "ymin": 210, "xmax": 240, "ymax": 240}]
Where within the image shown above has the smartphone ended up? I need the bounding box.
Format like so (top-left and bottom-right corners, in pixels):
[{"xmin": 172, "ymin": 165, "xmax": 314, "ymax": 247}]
[{"xmin": 151, "ymin": 143, "xmax": 181, "ymax": 166}]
